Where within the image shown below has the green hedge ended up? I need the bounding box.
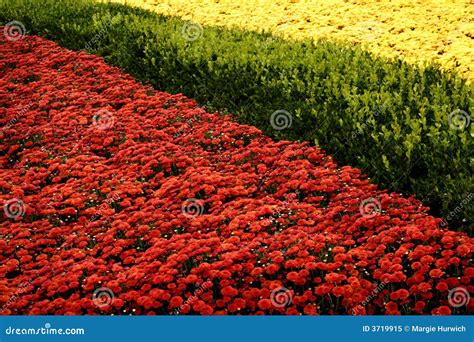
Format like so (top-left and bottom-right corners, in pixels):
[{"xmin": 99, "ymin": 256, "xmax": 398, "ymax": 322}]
[{"xmin": 1, "ymin": 0, "xmax": 472, "ymax": 231}]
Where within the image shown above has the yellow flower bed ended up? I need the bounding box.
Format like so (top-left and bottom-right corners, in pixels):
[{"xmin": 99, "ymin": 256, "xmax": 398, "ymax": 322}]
[{"xmin": 106, "ymin": 0, "xmax": 474, "ymax": 81}]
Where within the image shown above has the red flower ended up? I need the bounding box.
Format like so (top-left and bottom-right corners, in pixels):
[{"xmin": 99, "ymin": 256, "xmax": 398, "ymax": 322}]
[
  {"xmin": 429, "ymin": 269, "xmax": 443, "ymax": 278},
  {"xmin": 221, "ymin": 286, "xmax": 238, "ymax": 297},
  {"xmin": 391, "ymin": 289, "xmax": 409, "ymax": 300},
  {"xmin": 199, "ymin": 305, "xmax": 214, "ymax": 315},
  {"xmin": 266, "ymin": 264, "xmax": 279, "ymax": 275},
  {"xmin": 418, "ymin": 282, "xmax": 432, "ymax": 292},
  {"xmin": 257, "ymin": 299, "xmax": 272, "ymax": 310},
  {"xmin": 332, "ymin": 286, "xmax": 345, "ymax": 297},
  {"xmin": 456, "ymin": 245, "xmax": 470, "ymax": 257},
  {"xmin": 315, "ymin": 285, "xmax": 332, "ymax": 296},
  {"xmin": 303, "ymin": 304, "xmax": 317, "ymax": 315},
  {"xmin": 233, "ymin": 298, "xmax": 246, "ymax": 309},
  {"xmin": 432, "ymin": 306, "xmax": 452, "ymax": 315},
  {"xmin": 414, "ymin": 301, "xmax": 426, "ymax": 313},
  {"xmin": 325, "ymin": 273, "xmax": 344, "ymax": 283},
  {"xmin": 169, "ymin": 296, "xmax": 183, "ymax": 308},
  {"xmin": 286, "ymin": 271, "xmax": 300, "ymax": 283},
  {"xmin": 386, "ymin": 302, "xmax": 398, "ymax": 313},
  {"xmin": 435, "ymin": 281, "xmax": 449, "ymax": 292},
  {"xmin": 465, "ymin": 267, "xmax": 474, "ymax": 277}
]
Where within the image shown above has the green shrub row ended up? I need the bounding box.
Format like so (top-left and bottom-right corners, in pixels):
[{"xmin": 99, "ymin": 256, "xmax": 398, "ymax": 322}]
[{"xmin": 1, "ymin": 0, "xmax": 472, "ymax": 231}]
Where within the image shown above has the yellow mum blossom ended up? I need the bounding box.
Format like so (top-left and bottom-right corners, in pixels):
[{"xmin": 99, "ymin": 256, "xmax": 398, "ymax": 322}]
[{"xmin": 105, "ymin": 0, "xmax": 474, "ymax": 81}]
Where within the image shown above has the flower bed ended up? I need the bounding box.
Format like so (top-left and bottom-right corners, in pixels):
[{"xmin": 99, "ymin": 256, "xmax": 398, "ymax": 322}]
[
  {"xmin": 2, "ymin": 0, "xmax": 472, "ymax": 231},
  {"xmin": 3, "ymin": 0, "xmax": 472, "ymax": 230},
  {"xmin": 109, "ymin": 0, "xmax": 474, "ymax": 81},
  {"xmin": 0, "ymin": 33, "xmax": 472, "ymax": 315}
]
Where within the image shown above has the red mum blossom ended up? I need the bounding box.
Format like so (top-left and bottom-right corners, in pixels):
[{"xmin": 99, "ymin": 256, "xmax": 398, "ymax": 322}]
[
  {"xmin": 429, "ymin": 269, "xmax": 443, "ymax": 278},
  {"xmin": 169, "ymin": 296, "xmax": 183, "ymax": 308},
  {"xmin": 418, "ymin": 282, "xmax": 432, "ymax": 292},
  {"xmin": 391, "ymin": 289, "xmax": 410, "ymax": 300},
  {"xmin": 303, "ymin": 304, "xmax": 318, "ymax": 315},
  {"xmin": 266, "ymin": 264, "xmax": 279, "ymax": 275},
  {"xmin": 221, "ymin": 286, "xmax": 239, "ymax": 297},
  {"xmin": 199, "ymin": 305, "xmax": 214, "ymax": 315},
  {"xmin": 456, "ymin": 245, "xmax": 470, "ymax": 257},
  {"xmin": 432, "ymin": 306, "xmax": 452, "ymax": 315},
  {"xmin": 257, "ymin": 299, "xmax": 272, "ymax": 310},
  {"xmin": 386, "ymin": 302, "xmax": 398, "ymax": 314},
  {"xmin": 332, "ymin": 286, "xmax": 345, "ymax": 297},
  {"xmin": 233, "ymin": 298, "xmax": 246, "ymax": 309},
  {"xmin": 325, "ymin": 273, "xmax": 344, "ymax": 283},
  {"xmin": 286, "ymin": 271, "xmax": 300, "ymax": 283},
  {"xmin": 414, "ymin": 301, "xmax": 426, "ymax": 313}
]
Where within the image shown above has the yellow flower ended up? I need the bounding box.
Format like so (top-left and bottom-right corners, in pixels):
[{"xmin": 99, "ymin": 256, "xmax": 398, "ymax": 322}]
[{"xmin": 103, "ymin": 0, "xmax": 474, "ymax": 81}]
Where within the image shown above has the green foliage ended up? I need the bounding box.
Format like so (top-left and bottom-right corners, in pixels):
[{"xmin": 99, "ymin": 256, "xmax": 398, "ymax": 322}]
[{"xmin": 1, "ymin": 0, "xmax": 472, "ymax": 231}]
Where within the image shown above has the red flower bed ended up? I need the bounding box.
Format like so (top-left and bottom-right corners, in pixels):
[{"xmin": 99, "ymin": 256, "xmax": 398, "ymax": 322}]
[{"xmin": 0, "ymin": 33, "xmax": 472, "ymax": 315}]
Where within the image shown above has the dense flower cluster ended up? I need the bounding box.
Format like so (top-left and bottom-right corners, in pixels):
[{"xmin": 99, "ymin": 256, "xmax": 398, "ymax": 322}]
[
  {"xmin": 126, "ymin": 0, "xmax": 473, "ymax": 81},
  {"xmin": 0, "ymin": 34, "xmax": 472, "ymax": 315}
]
